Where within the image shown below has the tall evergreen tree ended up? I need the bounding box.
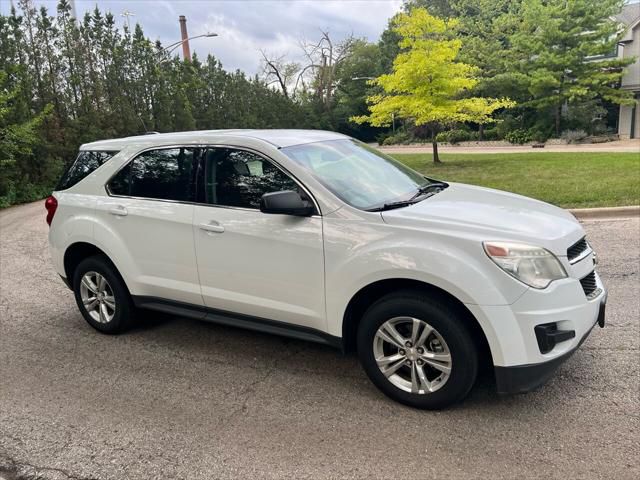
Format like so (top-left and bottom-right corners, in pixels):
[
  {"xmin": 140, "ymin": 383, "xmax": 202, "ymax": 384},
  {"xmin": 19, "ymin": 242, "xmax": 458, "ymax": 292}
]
[
  {"xmin": 0, "ymin": 0, "xmax": 314, "ymax": 206},
  {"xmin": 508, "ymin": 0, "xmax": 635, "ymax": 136}
]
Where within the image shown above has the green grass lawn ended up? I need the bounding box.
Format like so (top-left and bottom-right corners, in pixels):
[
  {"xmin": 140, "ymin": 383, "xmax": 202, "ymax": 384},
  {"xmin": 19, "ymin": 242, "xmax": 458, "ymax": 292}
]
[{"xmin": 391, "ymin": 152, "xmax": 640, "ymax": 209}]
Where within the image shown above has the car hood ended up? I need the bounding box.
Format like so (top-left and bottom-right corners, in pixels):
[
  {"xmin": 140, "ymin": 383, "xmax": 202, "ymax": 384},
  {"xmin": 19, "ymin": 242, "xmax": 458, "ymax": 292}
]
[{"xmin": 381, "ymin": 183, "xmax": 584, "ymax": 253}]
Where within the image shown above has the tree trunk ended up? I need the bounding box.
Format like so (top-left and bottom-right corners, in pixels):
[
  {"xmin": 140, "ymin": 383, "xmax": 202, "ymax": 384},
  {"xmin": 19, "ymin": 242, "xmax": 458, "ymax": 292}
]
[
  {"xmin": 479, "ymin": 124, "xmax": 484, "ymax": 141},
  {"xmin": 433, "ymin": 140, "xmax": 441, "ymax": 164},
  {"xmin": 555, "ymin": 104, "xmax": 562, "ymax": 137}
]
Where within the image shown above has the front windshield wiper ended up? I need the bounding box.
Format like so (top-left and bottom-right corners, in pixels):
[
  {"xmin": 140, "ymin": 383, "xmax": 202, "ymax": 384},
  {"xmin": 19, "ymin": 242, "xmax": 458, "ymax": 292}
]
[
  {"xmin": 409, "ymin": 181, "xmax": 449, "ymax": 201},
  {"xmin": 366, "ymin": 192, "xmax": 438, "ymax": 212},
  {"xmin": 366, "ymin": 181, "xmax": 448, "ymax": 212}
]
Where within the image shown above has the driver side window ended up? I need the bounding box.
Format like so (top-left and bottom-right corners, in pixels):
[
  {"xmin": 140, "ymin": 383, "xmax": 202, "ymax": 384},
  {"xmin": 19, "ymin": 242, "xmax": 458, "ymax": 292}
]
[{"xmin": 200, "ymin": 148, "xmax": 301, "ymax": 209}]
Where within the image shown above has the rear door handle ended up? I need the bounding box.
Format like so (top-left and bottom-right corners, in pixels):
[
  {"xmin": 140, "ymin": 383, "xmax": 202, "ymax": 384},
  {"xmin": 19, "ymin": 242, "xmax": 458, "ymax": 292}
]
[
  {"xmin": 109, "ymin": 205, "xmax": 128, "ymax": 216},
  {"xmin": 199, "ymin": 221, "xmax": 225, "ymax": 234}
]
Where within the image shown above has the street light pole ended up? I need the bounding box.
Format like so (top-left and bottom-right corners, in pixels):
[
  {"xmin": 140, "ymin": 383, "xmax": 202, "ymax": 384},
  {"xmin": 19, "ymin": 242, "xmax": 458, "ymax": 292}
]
[
  {"xmin": 158, "ymin": 33, "xmax": 218, "ymax": 63},
  {"xmin": 162, "ymin": 34, "xmax": 219, "ymax": 55},
  {"xmin": 174, "ymin": 16, "xmax": 219, "ymax": 62}
]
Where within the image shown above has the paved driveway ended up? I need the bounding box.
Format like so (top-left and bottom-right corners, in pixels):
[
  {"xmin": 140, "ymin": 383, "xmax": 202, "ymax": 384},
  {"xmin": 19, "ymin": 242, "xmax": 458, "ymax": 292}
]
[{"xmin": 1, "ymin": 202, "xmax": 638, "ymax": 479}]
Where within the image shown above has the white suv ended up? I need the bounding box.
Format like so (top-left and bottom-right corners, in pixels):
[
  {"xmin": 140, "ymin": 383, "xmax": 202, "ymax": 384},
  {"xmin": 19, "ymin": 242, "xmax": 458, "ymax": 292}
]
[{"xmin": 47, "ymin": 129, "xmax": 606, "ymax": 409}]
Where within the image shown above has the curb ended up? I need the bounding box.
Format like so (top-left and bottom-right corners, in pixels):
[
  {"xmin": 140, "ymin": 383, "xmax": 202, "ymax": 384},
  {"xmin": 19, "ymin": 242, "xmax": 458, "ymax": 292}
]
[{"xmin": 569, "ymin": 206, "xmax": 640, "ymax": 220}]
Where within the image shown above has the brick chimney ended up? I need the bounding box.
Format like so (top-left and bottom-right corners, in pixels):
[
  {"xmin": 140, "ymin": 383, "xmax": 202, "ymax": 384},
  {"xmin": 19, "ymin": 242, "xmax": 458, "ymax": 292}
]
[{"xmin": 179, "ymin": 15, "xmax": 191, "ymax": 61}]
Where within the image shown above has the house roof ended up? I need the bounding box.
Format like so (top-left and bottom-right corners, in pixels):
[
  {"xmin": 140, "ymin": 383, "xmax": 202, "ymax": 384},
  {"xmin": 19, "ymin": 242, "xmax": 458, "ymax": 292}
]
[{"xmin": 615, "ymin": 2, "xmax": 640, "ymax": 27}]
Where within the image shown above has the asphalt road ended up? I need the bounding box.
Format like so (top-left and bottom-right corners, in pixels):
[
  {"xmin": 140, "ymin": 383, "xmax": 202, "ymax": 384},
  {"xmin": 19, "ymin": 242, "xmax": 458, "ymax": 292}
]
[{"xmin": 1, "ymin": 202, "xmax": 638, "ymax": 480}]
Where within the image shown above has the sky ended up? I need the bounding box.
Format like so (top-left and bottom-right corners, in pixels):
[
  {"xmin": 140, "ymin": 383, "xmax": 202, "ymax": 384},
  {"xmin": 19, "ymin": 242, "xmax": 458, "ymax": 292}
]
[{"xmin": 2, "ymin": 0, "xmax": 404, "ymax": 74}]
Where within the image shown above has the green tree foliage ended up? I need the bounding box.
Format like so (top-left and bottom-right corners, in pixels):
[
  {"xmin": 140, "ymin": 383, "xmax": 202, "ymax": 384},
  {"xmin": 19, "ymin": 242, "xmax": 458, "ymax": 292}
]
[
  {"xmin": 0, "ymin": 73, "xmax": 54, "ymax": 207},
  {"xmin": 328, "ymin": 40, "xmax": 386, "ymax": 140},
  {"xmin": 381, "ymin": 0, "xmax": 635, "ymax": 140},
  {"xmin": 2, "ymin": 0, "xmax": 636, "ymax": 206},
  {"xmin": 507, "ymin": 0, "xmax": 635, "ymax": 136},
  {"xmin": 353, "ymin": 8, "xmax": 514, "ymax": 162},
  {"xmin": 403, "ymin": 0, "xmax": 457, "ymax": 18},
  {"xmin": 0, "ymin": 0, "xmax": 314, "ymax": 206},
  {"xmin": 377, "ymin": 16, "xmax": 403, "ymax": 74}
]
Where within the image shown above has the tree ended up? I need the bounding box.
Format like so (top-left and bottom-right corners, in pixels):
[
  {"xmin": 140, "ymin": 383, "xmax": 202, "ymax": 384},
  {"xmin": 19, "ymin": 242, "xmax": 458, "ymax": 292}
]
[
  {"xmin": 507, "ymin": 0, "xmax": 635, "ymax": 137},
  {"xmin": 0, "ymin": 1, "xmax": 319, "ymax": 207},
  {"xmin": 0, "ymin": 73, "xmax": 53, "ymax": 206},
  {"xmin": 403, "ymin": 0, "xmax": 458, "ymax": 18},
  {"xmin": 332, "ymin": 40, "xmax": 386, "ymax": 140},
  {"xmin": 377, "ymin": 16, "xmax": 403, "ymax": 74},
  {"xmin": 353, "ymin": 8, "xmax": 514, "ymax": 163},
  {"xmin": 298, "ymin": 31, "xmax": 356, "ymax": 110},
  {"xmin": 260, "ymin": 50, "xmax": 300, "ymax": 99}
]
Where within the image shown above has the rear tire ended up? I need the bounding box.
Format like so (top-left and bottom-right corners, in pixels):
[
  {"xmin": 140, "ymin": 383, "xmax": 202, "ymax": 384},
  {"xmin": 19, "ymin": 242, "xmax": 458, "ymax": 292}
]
[
  {"xmin": 357, "ymin": 290, "xmax": 478, "ymax": 409},
  {"xmin": 72, "ymin": 255, "xmax": 135, "ymax": 334}
]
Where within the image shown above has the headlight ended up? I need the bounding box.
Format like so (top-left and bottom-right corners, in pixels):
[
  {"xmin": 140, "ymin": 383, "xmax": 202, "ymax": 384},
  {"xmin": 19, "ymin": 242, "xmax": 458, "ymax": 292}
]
[{"xmin": 483, "ymin": 242, "xmax": 567, "ymax": 289}]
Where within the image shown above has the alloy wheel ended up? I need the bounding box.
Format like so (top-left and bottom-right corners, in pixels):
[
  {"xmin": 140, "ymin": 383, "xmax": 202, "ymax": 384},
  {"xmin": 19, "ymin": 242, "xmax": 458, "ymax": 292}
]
[
  {"xmin": 373, "ymin": 316, "xmax": 452, "ymax": 394},
  {"xmin": 79, "ymin": 271, "xmax": 116, "ymax": 324}
]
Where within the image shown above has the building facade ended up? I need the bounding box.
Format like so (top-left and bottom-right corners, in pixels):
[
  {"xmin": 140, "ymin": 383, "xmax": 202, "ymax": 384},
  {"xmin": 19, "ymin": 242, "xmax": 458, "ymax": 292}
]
[{"xmin": 617, "ymin": 3, "xmax": 640, "ymax": 139}]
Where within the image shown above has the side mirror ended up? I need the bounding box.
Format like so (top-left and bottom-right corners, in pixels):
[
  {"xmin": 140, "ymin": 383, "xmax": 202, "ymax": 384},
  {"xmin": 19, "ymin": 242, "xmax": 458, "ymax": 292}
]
[{"xmin": 260, "ymin": 190, "xmax": 315, "ymax": 216}]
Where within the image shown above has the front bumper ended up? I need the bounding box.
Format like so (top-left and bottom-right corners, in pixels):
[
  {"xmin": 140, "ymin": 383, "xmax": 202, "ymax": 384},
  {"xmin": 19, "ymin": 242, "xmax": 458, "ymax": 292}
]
[
  {"xmin": 465, "ymin": 267, "xmax": 607, "ymax": 393},
  {"xmin": 494, "ymin": 298, "xmax": 605, "ymax": 394}
]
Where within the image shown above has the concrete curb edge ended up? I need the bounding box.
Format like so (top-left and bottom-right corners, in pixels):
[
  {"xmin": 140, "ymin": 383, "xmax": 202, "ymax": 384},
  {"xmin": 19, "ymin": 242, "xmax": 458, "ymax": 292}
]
[{"xmin": 569, "ymin": 206, "xmax": 640, "ymax": 219}]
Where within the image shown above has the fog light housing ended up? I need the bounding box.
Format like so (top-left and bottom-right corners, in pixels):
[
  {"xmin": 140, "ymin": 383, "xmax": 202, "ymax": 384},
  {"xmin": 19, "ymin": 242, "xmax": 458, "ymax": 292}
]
[{"xmin": 534, "ymin": 323, "xmax": 576, "ymax": 354}]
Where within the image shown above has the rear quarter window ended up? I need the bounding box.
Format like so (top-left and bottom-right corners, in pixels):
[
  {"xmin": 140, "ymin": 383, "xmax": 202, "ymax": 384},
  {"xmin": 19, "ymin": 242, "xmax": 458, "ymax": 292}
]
[{"xmin": 56, "ymin": 151, "xmax": 118, "ymax": 191}]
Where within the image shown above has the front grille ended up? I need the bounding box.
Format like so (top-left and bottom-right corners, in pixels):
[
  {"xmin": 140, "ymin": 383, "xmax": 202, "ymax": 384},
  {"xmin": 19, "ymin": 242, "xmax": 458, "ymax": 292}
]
[
  {"xmin": 580, "ymin": 271, "xmax": 600, "ymax": 299},
  {"xmin": 567, "ymin": 237, "xmax": 589, "ymax": 263}
]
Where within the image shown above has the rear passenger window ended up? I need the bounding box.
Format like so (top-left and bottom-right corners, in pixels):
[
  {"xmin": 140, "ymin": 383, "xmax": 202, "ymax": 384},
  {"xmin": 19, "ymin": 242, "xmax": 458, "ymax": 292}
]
[
  {"xmin": 57, "ymin": 151, "xmax": 117, "ymax": 190},
  {"xmin": 108, "ymin": 148, "xmax": 197, "ymax": 202}
]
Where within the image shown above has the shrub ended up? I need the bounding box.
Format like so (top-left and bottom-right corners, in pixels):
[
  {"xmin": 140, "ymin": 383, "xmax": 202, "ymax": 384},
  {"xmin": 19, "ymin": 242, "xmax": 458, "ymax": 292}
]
[
  {"xmin": 482, "ymin": 127, "xmax": 500, "ymax": 141},
  {"xmin": 495, "ymin": 115, "xmax": 521, "ymax": 139},
  {"xmin": 381, "ymin": 130, "xmax": 413, "ymax": 145},
  {"xmin": 0, "ymin": 181, "xmax": 55, "ymax": 208},
  {"xmin": 436, "ymin": 129, "xmax": 477, "ymax": 144},
  {"xmin": 505, "ymin": 128, "xmax": 534, "ymax": 144},
  {"xmin": 561, "ymin": 129, "xmax": 588, "ymax": 144}
]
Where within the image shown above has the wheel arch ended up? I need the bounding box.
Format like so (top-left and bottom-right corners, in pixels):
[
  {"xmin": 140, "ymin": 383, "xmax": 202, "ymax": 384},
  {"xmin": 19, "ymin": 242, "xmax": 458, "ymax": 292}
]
[
  {"xmin": 63, "ymin": 242, "xmax": 124, "ymax": 288},
  {"xmin": 341, "ymin": 278, "xmax": 493, "ymax": 366}
]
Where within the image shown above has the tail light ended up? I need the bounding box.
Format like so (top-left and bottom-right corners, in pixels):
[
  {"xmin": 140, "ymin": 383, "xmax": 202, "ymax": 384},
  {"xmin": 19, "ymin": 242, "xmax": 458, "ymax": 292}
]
[{"xmin": 45, "ymin": 195, "xmax": 58, "ymax": 226}]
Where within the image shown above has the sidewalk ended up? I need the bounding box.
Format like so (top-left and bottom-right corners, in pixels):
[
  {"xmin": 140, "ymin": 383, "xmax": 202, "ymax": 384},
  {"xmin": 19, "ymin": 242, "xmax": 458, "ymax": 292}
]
[{"xmin": 378, "ymin": 139, "xmax": 640, "ymax": 154}]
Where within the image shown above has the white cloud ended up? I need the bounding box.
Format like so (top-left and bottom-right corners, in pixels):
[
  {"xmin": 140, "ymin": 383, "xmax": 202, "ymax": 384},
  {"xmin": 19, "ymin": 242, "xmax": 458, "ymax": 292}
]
[{"xmin": 208, "ymin": 0, "xmax": 403, "ymax": 72}]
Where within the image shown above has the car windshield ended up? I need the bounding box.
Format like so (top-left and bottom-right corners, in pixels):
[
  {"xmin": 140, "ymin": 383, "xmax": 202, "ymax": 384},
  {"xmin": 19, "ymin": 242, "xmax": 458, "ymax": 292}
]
[{"xmin": 281, "ymin": 139, "xmax": 434, "ymax": 211}]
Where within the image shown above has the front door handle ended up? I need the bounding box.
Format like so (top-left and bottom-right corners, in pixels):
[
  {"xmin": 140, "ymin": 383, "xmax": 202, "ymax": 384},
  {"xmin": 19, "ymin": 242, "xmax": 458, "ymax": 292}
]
[
  {"xmin": 199, "ymin": 221, "xmax": 225, "ymax": 234},
  {"xmin": 109, "ymin": 205, "xmax": 128, "ymax": 216}
]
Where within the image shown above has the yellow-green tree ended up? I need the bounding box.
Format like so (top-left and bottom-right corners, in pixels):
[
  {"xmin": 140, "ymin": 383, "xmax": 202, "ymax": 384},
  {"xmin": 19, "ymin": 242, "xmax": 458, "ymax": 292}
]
[{"xmin": 353, "ymin": 8, "xmax": 514, "ymax": 163}]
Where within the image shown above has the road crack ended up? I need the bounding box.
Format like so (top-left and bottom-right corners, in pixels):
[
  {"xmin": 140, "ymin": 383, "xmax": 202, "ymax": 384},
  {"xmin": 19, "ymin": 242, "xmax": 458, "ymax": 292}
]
[
  {"xmin": 0, "ymin": 454, "xmax": 97, "ymax": 480},
  {"xmin": 223, "ymin": 344, "xmax": 304, "ymax": 422}
]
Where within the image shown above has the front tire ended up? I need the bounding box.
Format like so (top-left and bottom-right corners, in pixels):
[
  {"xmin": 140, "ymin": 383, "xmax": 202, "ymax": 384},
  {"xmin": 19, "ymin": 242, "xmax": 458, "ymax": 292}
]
[
  {"xmin": 357, "ymin": 290, "xmax": 478, "ymax": 409},
  {"xmin": 72, "ymin": 255, "xmax": 135, "ymax": 334}
]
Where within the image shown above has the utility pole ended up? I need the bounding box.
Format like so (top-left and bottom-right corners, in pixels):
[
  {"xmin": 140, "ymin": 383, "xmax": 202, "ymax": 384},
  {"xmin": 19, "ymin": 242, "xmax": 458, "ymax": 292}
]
[
  {"xmin": 121, "ymin": 9, "xmax": 135, "ymax": 30},
  {"xmin": 179, "ymin": 15, "xmax": 191, "ymax": 61}
]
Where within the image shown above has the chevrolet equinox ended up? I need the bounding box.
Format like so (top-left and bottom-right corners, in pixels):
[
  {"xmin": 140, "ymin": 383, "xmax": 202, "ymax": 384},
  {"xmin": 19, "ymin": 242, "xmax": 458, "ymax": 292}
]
[{"xmin": 47, "ymin": 129, "xmax": 606, "ymax": 409}]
